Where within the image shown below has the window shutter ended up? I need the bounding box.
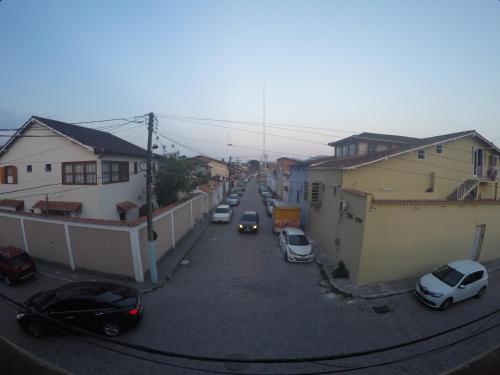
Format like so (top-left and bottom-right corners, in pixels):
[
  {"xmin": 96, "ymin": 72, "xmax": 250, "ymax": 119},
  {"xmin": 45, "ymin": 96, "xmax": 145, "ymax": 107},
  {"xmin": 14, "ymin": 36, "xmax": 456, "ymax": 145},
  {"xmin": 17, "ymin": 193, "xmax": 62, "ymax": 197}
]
[
  {"xmin": 0, "ymin": 166, "xmax": 4, "ymax": 184},
  {"xmin": 12, "ymin": 166, "xmax": 17, "ymax": 184}
]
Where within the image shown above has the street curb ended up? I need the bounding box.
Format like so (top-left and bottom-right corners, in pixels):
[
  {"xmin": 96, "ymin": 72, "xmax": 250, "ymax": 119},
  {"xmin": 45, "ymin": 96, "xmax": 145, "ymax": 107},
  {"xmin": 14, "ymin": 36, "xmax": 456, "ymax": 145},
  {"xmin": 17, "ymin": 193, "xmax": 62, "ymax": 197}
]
[
  {"xmin": 441, "ymin": 343, "xmax": 500, "ymax": 375},
  {"xmin": 0, "ymin": 335, "xmax": 71, "ymax": 375},
  {"xmin": 318, "ymin": 261, "xmax": 500, "ymax": 300}
]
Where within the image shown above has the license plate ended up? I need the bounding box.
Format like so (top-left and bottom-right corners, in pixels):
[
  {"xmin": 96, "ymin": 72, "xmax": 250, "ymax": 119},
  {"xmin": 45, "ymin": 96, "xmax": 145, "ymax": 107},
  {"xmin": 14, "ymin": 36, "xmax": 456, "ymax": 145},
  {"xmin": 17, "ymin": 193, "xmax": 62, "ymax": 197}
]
[{"xmin": 245, "ymin": 228, "xmax": 250, "ymax": 232}]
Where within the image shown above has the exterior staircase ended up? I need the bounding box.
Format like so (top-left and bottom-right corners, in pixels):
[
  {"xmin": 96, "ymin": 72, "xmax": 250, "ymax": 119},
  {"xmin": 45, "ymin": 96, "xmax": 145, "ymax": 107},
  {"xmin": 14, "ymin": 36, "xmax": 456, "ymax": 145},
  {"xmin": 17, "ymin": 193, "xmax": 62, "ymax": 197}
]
[{"xmin": 447, "ymin": 179, "xmax": 478, "ymax": 201}]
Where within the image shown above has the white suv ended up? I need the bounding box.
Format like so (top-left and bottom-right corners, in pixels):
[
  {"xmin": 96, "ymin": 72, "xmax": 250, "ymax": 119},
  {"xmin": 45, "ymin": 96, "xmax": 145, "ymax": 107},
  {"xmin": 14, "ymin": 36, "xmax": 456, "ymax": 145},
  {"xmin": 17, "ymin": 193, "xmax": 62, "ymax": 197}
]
[
  {"xmin": 415, "ymin": 260, "xmax": 488, "ymax": 310},
  {"xmin": 212, "ymin": 205, "xmax": 233, "ymax": 223}
]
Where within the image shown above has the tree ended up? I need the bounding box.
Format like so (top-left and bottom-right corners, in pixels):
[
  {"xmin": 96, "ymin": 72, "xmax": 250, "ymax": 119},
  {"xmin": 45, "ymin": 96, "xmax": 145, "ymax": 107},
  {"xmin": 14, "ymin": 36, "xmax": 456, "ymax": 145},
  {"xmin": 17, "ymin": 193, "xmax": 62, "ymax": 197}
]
[
  {"xmin": 155, "ymin": 152, "xmax": 193, "ymax": 207},
  {"xmin": 248, "ymin": 159, "xmax": 260, "ymax": 171}
]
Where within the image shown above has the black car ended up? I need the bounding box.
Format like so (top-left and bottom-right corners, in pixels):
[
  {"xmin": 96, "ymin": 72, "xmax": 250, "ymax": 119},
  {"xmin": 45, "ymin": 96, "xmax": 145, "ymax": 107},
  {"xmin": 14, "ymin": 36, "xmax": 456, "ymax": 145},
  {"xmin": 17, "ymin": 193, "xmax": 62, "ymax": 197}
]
[
  {"xmin": 238, "ymin": 211, "xmax": 259, "ymax": 233},
  {"xmin": 17, "ymin": 281, "xmax": 143, "ymax": 337}
]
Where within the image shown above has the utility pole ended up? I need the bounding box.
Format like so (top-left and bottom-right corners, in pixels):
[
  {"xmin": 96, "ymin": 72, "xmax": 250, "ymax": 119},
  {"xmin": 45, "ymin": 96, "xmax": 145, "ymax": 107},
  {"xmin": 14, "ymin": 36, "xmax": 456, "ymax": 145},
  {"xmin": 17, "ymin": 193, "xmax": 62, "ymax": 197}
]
[
  {"xmin": 45, "ymin": 194, "xmax": 49, "ymax": 217},
  {"xmin": 146, "ymin": 112, "xmax": 158, "ymax": 284},
  {"xmin": 262, "ymin": 84, "xmax": 267, "ymax": 172}
]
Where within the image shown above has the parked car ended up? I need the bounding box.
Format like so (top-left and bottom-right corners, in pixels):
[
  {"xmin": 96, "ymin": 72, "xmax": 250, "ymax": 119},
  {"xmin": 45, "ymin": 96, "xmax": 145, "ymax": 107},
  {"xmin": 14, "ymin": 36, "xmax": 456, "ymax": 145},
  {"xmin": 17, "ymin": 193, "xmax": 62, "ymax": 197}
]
[
  {"xmin": 227, "ymin": 193, "xmax": 240, "ymax": 206},
  {"xmin": 238, "ymin": 211, "xmax": 259, "ymax": 233},
  {"xmin": 212, "ymin": 204, "xmax": 233, "ymax": 223},
  {"xmin": 266, "ymin": 198, "xmax": 275, "ymax": 217},
  {"xmin": 262, "ymin": 191, "xmax": 272, "ymax": 203},
  {"xmin": 238, "ymin": 184, "xmax": 246, "ymax": 191},
  {"xmin": 232, "ymin": 187, "xmax": 243, "ymax": 196},
  {"xmin": 0, "ymin": 246, "xmax": 36, "ymax": 286},
  {"xmin": 17, "ymin": 281, "xmax": 143, "ymax": 337},
  {"xmin": 415, "ymin": 260, "xmax": 488, "ymax": 310},
  {"xmin": 279, "ymin": 228, "xmax": 314, "ymax": 262}
]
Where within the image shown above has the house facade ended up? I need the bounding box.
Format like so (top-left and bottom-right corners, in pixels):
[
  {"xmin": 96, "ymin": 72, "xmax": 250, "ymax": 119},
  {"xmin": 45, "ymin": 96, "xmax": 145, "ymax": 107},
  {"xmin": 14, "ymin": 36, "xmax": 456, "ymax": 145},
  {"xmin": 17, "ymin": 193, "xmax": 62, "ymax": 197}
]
[
  {"xmin": 275, "ymin": 157, "xmax": 299, "ymax": 201},
  {"xmin": 0, "ymin": 116, "xmax": 149, "ymax": 221},
  {"xmin": 306, "ymin": 130, "xmax": 500, "ymax": 285},
  {"xmin": 187, "ymin": 155, "xmax": 229, "ymax": 181}
]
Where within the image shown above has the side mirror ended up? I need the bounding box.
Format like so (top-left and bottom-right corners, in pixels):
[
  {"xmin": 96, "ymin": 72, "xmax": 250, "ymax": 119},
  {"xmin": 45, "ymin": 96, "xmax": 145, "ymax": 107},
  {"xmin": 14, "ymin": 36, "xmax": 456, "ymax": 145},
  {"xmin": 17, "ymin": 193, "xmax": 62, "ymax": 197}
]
[{"xmin": 458, "ymin": 284, "xmax": 465, "ymax": 289}]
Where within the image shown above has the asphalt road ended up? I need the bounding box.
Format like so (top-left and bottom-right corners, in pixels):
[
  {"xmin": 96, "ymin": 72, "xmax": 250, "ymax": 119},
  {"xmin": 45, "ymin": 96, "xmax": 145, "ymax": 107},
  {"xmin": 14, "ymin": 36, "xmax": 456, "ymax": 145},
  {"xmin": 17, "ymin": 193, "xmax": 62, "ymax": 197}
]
[{"xmin": 1, "ymin": 179, "xmax": 500, "ymax": 374}]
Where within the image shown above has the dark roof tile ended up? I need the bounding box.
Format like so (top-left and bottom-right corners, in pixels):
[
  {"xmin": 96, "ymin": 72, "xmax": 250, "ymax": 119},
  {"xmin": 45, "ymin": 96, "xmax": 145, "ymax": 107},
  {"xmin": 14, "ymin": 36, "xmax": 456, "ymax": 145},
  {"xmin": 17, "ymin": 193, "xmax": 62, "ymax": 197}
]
[{"xmin": 32, "ymin": 116, "xmax": 147, "ymax": 158}]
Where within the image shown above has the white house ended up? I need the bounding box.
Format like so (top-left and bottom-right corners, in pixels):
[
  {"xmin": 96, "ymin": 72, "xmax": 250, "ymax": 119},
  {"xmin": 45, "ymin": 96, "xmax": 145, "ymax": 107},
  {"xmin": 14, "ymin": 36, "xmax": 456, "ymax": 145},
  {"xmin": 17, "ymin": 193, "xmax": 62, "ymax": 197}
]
[{"xmin": 0, "ymin": 116, "xmax": 150, "ymax": 220}]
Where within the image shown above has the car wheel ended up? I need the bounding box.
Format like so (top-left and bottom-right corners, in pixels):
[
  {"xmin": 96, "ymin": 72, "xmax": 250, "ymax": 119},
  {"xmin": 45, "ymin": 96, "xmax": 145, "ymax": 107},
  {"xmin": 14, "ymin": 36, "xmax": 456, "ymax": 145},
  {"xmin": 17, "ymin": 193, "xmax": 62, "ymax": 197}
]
[
  {"xmin": 103, "ymin": 322, "xmax": 121, "ymax": 337},
  {"xmin": 475, "ymin": 286, "xmax": 487, "ymax": 299},
  {"xmin": 27, "ymin": 322, "xmax": 44, "ymax": 337},
  {"xmin": 4, "ymin": 275, "xmax": 12, "ymax": 286},
  {"xmin": 440, "ymin": 298, "xmax": 453, "ymax": 311}
]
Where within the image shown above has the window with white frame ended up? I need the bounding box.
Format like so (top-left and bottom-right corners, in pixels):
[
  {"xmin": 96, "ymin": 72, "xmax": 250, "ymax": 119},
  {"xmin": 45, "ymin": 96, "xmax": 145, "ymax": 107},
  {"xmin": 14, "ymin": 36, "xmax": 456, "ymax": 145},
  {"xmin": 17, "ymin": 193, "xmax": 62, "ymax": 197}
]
[
  {"xmin": 436, "ymin": 144, "xmax": 443, "ymax": 154},
  {"xmin": 418, "ymin": 150, "xmax": 426, "ymax": 160}
]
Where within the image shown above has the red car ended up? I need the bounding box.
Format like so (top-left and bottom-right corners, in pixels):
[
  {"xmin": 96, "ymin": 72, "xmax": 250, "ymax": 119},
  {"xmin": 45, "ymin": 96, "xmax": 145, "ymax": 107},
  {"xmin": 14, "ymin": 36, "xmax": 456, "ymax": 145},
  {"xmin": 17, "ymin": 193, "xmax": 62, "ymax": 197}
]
[{"xmin": 0, "ymin": 246, "xmax": 36, "ymax": 286}]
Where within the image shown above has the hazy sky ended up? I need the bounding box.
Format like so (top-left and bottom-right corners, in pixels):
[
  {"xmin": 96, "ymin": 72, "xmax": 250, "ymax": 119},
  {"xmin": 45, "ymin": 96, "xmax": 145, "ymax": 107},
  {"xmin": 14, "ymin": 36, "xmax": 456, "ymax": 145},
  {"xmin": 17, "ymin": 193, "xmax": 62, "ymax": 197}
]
[{"xmin": 1, "ymin": 0, "xmax": 499, "ymax": 160}]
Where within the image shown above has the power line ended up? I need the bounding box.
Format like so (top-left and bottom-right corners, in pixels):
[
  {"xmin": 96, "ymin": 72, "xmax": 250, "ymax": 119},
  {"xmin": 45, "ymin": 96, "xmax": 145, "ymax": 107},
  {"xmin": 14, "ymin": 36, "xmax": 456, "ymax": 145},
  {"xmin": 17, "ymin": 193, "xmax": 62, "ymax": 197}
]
[
  {"xmin": 157, "ymin": 113, "xmax": 357, "ymax": 135},
  {"xmin": 157, "ymin": 116, "xmax": 332, "ymax": 146}
]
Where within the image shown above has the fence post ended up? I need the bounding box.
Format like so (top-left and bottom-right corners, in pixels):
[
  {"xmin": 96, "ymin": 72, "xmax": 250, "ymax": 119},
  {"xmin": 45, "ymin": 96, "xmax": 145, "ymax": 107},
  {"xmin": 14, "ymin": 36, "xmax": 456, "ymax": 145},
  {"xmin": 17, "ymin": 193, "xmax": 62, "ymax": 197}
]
[
  {"xmin": 64, "ymin": 224, "xmax": 76, "ymax": 271},
  {"xmin": 20, "ymin": 218, "xmax": 30, "ymax": 254},
  {"xmin": 171, "ymin": 211, "xmax": 176, "ymax": 248}
]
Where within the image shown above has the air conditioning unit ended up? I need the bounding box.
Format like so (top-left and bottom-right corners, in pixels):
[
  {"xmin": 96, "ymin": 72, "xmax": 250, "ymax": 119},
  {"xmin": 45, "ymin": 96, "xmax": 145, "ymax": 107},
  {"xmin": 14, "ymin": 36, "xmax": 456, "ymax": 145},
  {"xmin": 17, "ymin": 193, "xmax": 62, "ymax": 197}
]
[{"xmin": 339, "ymin": 199, "xmax": 349, "ymax": 212}]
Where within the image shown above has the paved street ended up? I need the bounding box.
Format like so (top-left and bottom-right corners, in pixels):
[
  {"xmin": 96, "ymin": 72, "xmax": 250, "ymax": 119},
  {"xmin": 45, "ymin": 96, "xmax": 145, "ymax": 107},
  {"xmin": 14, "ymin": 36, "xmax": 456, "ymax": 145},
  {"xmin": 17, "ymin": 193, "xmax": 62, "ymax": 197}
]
[{"xmin": 1, "ymin": 179, "xmax": 500, "ymax": 374}]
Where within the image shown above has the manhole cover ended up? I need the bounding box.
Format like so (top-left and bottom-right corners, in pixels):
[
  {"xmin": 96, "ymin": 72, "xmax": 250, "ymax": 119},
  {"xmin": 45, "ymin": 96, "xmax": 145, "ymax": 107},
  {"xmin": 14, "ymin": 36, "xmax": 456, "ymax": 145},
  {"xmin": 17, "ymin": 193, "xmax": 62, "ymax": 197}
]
[
  {"xmin": 224, "ymin": 353, "xmax": 249, "ymax": 371},
  {"xmin": 372, "ymin": 305, "xmax": 393, "ymax": 314}
]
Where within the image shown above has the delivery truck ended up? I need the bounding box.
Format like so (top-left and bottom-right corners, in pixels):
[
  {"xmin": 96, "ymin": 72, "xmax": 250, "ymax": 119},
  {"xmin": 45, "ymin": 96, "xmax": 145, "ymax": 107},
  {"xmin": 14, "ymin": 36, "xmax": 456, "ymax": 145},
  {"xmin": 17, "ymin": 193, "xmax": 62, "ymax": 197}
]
[{"xmin": 272, "ymin": 202, "xmax": 301, "ymax": 233}]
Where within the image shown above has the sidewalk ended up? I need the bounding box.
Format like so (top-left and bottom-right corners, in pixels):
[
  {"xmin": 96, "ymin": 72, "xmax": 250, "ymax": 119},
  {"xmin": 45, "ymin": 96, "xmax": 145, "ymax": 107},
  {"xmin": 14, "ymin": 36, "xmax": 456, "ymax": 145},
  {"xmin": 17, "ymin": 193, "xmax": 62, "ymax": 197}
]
[
  {"xmin": 314, "ymin": 245, "xmax": 500, "ymax": 300},
  {"xmin": 36, "ymin": 213, "xmax": 211, "ymax": 295}
]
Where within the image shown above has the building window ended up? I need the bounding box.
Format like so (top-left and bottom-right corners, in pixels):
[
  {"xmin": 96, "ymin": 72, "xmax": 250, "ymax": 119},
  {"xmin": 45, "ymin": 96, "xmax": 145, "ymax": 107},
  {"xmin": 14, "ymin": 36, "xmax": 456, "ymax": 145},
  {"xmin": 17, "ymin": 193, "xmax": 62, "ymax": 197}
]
[
  {"xmin": 418, "ymin": 150, "xmax": 425, "ymax": 160},
  {"xmin": 296, "ymin": 190, "xmax": 300, "ymax": 203},
  {"xmin": 436, "ymin": 144, "xmax": 443, "ymax": 154},
  {"xmin": 368, "ymin": 143, "xmax": 377, "ymax": 153},
  {"xmin": 27, "ymin": 165, "xmax": 32, "ymax": 173},
  {"xmin": 342, "ymin": 145, "xmax": 348, "ymax": 157},
  {"xmin": 134, "ymin": 162, "xmax": 138, "ymax": 174},
  {"xmin": 62, "ymin": 162, "xmax": 97, "ymax": 185},
  {"xmin": 348, "ymin": 144, "xmax": 356, "ymax": 156},
  {"xmin": 4, "ymin": 166, "xmax": 17, "ymax": 184},
  {"xmin": 45, "ymin": 164, "xmax": 52, "ymax": 172},
  {"xmin": 102, "ymin": 161, "xmax": 129, "ymax": 184}
]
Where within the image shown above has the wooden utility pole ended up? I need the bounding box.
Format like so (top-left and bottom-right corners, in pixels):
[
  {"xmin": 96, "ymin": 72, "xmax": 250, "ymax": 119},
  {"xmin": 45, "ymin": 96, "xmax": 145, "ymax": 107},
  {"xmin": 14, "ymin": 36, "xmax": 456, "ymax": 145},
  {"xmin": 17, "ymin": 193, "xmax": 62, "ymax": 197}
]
[{"xmin": 147, "ymin": 112, "xmax": 158, "ymax": 284}]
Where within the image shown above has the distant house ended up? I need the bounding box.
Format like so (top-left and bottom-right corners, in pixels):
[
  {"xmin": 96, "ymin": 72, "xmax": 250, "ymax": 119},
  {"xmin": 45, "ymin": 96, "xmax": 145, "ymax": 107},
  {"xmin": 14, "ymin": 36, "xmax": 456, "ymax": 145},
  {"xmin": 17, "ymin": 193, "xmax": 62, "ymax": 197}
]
[
  {"xmin": 288, "ymin": 156, "xmax": 332, "ymax": 228},
  {"xmin": 187, "ymin": 155, "xmax": 229, "ymax": 181},
  {"xmin": 306, "ymin": 130, "xmax": 500, "ymax": 285},
  {"xmin": 0, "ymin": 116, "xmax": 150, "ymax": 220},
  {"xmin": 275, "ymin": 157, "xmax": 300, "ymax": 201}
]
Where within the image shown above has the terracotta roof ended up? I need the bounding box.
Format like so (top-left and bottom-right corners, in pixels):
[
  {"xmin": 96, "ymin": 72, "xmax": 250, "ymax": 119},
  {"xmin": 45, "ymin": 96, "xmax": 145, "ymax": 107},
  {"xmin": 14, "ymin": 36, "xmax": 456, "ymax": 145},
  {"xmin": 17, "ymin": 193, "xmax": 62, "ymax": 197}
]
[
  {"xmin": 116, "ymin": 201, "xmax": 137, "ymax": 211},
  {"xmin": 341, "ymin": 188, "xmax": 371, "ymax": 197},
  {"xmin": 313, "ymin": 130, "xmax": 487, "ymax": 169},
  {"xmin": 0, "ymin": 199, "xmax": 24, "ymax": 209},
  {"xmin": 33, "ymin": 200, "xmax": 82, "ymax": 212},
  {"xmin": 1, "ymin": 116, "xmax": 148, "ymax": 158},
  {"xmin": 371, "ymin": 199, "xmax": 500, "ymax": 206},
  {"xmin": 197, "ymin": 184, "xmax": 211, "ymax": 193}
]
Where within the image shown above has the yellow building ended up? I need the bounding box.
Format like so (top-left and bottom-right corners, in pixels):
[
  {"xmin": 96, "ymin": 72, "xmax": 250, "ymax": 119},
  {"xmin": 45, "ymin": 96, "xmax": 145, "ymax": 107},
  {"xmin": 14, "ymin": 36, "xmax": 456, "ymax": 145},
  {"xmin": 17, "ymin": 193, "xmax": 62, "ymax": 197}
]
[{"xmin": 307, "ymin": 131, "xmax": 500, "ymax": 285}]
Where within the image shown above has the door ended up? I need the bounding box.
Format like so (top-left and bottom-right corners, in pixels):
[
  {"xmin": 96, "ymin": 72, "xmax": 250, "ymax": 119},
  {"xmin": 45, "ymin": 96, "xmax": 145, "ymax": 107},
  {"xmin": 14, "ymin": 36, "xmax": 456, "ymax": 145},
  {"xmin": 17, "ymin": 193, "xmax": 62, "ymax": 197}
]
[
  {"xmin": 473, "ymin": 148, "xmax": 484, "ymax": 177},
  {"xmin": 471, "ymin": 224, "xmax": 486, "ymax": 261}
]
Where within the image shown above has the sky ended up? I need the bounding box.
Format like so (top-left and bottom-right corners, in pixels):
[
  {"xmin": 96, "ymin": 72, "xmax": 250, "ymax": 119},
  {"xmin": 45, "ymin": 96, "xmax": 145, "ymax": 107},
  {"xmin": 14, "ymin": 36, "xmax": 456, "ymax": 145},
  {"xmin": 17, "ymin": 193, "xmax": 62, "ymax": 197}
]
[{"xmin": 1, "ymin": 0, "xmax": 499, "ymax": 161}]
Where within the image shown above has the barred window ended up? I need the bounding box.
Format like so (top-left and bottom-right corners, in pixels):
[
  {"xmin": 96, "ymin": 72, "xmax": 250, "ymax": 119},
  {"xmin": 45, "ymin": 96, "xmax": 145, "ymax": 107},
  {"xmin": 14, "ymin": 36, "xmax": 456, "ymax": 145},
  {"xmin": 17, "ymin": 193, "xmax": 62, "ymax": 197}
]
[
  {"xmin": 103, "ymin": 161, "xmax": 129, "ymax": 184},
  {"xmin": 62, "ymin": 162, "xmax": 97, "ymax": 185}
]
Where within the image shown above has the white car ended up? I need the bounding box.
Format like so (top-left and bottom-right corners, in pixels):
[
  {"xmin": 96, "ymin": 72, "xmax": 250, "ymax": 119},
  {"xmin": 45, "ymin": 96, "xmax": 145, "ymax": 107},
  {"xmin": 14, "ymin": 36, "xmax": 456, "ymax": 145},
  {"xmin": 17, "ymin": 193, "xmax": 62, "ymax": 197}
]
[
  {"xmin": 415, "ymin": 260, "xmax": 488, "ymax": 310},
  {"xmin": 279, "ymin": 228, "xmax": 313, "ymax": 263},
  {"xmin": 226, "ymin": 193, "xmax": 240, "ymax": 206},
  {"xmin": 212, "ymin": 205, "xmax": 233, "ymax": 223}
]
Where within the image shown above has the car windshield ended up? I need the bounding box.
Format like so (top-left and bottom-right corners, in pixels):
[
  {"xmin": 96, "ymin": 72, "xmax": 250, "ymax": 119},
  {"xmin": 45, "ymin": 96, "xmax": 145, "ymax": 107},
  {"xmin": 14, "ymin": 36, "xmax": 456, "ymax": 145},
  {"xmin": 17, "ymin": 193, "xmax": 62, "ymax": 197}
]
[
  {"xmin": 288, "ymin": 235, "xmax": 309, "ymax": 246},
  {"xmin": 229, "ymin": 194, "xmax": 238, "ymax": 199},
  {"xmin": 241, "ymin": 214, "xmax": 256, "ymax": 221},
  {"xmin": 10, "ymin": 253, "xmax": 31, "ymax": 267},
  {"xmin": 215, "ymin": 207, "xmax": 229, "ymax": 213},
  {"xmin": 432, "ymin": 265, "xmax": 464, "ymax": 287}
]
